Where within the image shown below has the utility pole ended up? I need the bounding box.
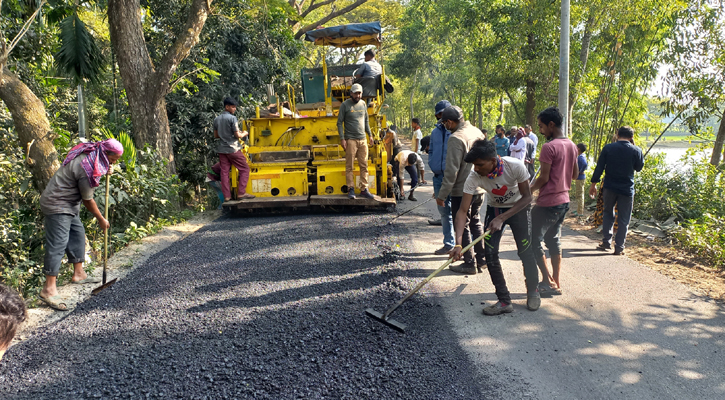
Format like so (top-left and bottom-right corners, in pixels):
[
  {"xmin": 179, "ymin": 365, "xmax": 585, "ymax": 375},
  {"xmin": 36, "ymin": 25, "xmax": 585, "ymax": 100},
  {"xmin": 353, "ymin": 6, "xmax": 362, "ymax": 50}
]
[{"xmin": 558, "ymin": 0, "xmax": 570, "ymax": 135}]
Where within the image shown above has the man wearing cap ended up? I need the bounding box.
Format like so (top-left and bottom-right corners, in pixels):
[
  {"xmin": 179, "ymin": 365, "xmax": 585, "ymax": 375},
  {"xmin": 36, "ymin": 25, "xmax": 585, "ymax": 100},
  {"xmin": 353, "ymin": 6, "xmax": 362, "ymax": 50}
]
[
  {"xmin": 215, "ymin": 97, "xmax": 254, "ymax": 202},
  {"xmin": 338, "ymin": 83, "xmax": 375, "ymax": 199},
  {"xmin": 436, "ymin": 106, "xmax": 486, "ymax": 274},
  {"xmin": 354, "ymin": 49, "xmax": 382, "ymax": 78},
  {"xmin": 427, "ymin": 100, "xmax": 455, "ymax": 254}
]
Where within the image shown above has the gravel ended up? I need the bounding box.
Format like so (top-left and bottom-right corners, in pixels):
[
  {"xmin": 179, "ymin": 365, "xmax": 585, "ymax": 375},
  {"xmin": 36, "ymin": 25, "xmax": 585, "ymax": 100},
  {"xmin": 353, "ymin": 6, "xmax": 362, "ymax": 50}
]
[{"xmin": 0, "ymin": 212, "xmax": 501, "ymax": 399}]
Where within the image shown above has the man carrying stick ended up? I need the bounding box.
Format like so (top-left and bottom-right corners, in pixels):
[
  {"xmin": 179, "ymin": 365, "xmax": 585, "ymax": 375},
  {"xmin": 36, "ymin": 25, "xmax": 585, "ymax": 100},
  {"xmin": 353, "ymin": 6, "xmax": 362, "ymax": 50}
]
[
  {"xmin": 38, "ymin": 139, "xmax": 124, "ymax": 311},
  {"xmin": 449, "ymin": 139, "xmax": 541, "ymax": 315}
]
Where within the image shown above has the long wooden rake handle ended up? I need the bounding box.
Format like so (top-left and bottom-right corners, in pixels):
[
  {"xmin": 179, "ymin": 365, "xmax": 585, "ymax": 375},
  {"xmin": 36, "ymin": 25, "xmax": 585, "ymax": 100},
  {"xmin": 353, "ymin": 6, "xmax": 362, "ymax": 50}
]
[{"xmin": 381, "ymin": 229, "xmax": 492, "ymax": 320}]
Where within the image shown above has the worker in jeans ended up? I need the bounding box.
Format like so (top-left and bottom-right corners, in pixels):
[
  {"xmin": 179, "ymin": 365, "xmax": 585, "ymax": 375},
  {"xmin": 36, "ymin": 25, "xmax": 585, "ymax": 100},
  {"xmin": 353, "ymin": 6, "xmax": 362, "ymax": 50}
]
[
  {"xmin": 215, "ymin": 97, "xmax": 255, "ymax": 202},
  {"xmin": 436, "ymin": 106, "xmax": 486, "ymax": 274},
  {"xmin": 590, "ymin": 126, "xmax": 644, "ymax": 255},
  {"xmin": 427, "ymin": 100, "xmax": 454, "ymax": 252},
  {"xmin": 449, "ymin": 139, "xmax": 540, "ymax": 315}
]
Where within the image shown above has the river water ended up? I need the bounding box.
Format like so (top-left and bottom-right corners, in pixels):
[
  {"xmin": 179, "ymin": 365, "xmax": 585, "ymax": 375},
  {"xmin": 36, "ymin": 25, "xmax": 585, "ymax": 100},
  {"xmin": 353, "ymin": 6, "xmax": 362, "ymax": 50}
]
[{"xmin": 646, "ymin": 144, "xmax": 713, "ymax": 166}]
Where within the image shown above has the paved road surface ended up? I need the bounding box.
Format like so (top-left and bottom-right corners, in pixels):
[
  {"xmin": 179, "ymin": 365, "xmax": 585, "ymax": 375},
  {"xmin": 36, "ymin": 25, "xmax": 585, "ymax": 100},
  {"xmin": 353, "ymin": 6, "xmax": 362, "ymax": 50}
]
[
  {"xmin": 2, "ymin": 160, "xmax": 723, "ymax": 399},
  {"xmin": 402, "ymin": 181, "xmax": 725, "ymax": 400},
  {"xmin": 0, "ymin": 211, "xmax": 518, "ymax": 399}
]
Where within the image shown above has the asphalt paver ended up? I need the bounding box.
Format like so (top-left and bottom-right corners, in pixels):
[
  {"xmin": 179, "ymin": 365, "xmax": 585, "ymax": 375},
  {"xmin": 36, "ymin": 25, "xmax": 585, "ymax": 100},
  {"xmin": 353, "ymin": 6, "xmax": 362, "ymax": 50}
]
[{"xmin": 0, "ymin": 212, "xmax": 514, "ymax": 399}]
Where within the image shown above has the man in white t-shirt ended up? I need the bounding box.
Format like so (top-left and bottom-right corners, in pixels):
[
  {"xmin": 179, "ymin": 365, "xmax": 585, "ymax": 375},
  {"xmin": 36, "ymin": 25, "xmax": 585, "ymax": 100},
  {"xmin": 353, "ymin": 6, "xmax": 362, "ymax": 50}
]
[
  {"xmin": 411, "ymin": 118, "xmax": 423, "ymax": 154},
  {"xmin": 449, "ymin": 139, "xmax": 541, "ymax": 315},
  {"xmin": 393, "ymin": 150, "xmax": 425, "ymax": 201}
]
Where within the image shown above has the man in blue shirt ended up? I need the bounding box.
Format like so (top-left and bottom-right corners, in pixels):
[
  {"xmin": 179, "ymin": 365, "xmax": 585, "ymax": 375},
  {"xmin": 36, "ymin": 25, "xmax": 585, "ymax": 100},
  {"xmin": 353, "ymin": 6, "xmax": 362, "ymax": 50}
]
[
  {"xmin": 589, "ymin": 126, "xmax": 644, "ymax": 255},
  {"xmin": 572, "ymin": 143, "xmax": 588, "ymax": 216},
  {"xmin": 494, "ymin": 125, "xmax": 509, "ymax": 157},
  {"xmin": 427, "ymin": 100, "xmax": 454, "ymax": 255}
]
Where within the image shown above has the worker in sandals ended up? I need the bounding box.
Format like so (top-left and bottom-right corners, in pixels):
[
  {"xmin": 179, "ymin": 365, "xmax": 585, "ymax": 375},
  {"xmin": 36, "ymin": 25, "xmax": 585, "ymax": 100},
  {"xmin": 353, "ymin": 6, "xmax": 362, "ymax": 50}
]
[
  {"xmin": 38, "ymin": 139, "xmax": 124, "ymax": 311},
  {"xmin": 449, "ymin": 139, "xmax": 541, "ymax": 315}
]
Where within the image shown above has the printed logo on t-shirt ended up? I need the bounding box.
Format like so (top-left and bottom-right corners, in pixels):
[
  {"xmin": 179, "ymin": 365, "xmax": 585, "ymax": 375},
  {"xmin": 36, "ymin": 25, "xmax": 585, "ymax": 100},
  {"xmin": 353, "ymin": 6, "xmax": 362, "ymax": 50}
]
[{"xmin": 491, "ymin": 184, "xmax": 516, "ymax": 204}]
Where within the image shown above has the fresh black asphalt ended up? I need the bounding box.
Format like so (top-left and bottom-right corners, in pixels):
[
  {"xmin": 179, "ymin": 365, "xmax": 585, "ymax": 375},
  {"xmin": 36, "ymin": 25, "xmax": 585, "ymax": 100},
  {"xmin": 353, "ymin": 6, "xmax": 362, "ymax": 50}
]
[{"xmin": 0, "ymin": 212, "xmax": 504, "ymax": 399}]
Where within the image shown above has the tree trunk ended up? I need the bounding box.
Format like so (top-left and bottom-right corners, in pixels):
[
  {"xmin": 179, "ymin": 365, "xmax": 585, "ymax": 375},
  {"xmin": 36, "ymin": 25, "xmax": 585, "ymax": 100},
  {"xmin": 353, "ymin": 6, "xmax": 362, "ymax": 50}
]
[
  {"xmin": 525, "ymin": 80, "xmax": 536, "ymax": 127},
  {"xmin": 711, "ymin": 112, "xmax": 725, "ymax": 166},
  {"xmin": 476, "ymin": 88, "xmax": 483, "ymax": 128},
  {"xmin": 108, "ymin": 0, "xmax": 211, "ymax": 174},
  {"xmin": 498, "ymin": 95, "xmax": 505, "ymax": 122},
  {"xmin": 0, "ymin": 66, "xmax": 59, "ymax": 193}
]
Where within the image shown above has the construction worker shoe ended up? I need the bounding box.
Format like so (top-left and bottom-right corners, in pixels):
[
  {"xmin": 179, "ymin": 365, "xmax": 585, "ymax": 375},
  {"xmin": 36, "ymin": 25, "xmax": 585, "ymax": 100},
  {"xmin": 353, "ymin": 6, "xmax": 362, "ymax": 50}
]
[
  {"xmin": 348, "ymin": 189, "xmax": 356, "ymax": 199},
  {"xmin": 614, "ymin": 248, "xmax": 625, "ymax": 255},
  {"xmin": 482, "ymin": 301, "xmax": 513, "ymax": 316},
  {"xmin": 449, "ymin": 262, "xmax": 477, "ymax": 275},
  {"xmin": 239, "ymin": 193, "xmax": 255, "ymax": 199},
  {"xmin": 477, "ymin": 262, "xmax": 487, "ymax": 273},
  {"xmin": 428, "ymin": 219, "xmax": 442, "ymax": 226},
  {"xmin": 527, "ymin": 291, "xmax": 541, "ymax": 311},
  {"xmin": 434, "ymin": 245, "xmax": 454, "ymax": 255},
  {"xmin": 360, "ymin": 189, "xmax": 375, "ymax": 199},
  {"xmin": 408, "ymin": 192, "xmax": 417, "ymax": 201}
]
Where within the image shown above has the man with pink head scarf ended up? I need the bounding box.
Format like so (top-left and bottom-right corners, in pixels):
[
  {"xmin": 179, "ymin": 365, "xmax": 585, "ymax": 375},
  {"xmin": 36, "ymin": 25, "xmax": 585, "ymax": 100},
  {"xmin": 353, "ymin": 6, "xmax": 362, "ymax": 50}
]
[{"xmin": 38, "ymin": 139, "xmax": 123, "ymax": 311}]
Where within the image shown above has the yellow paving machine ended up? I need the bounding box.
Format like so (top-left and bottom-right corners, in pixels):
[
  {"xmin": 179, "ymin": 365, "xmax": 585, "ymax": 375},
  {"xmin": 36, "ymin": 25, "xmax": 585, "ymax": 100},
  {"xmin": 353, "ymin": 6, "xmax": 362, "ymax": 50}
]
[{"xmin": 223, "ymin": 22, "xmax": 396, "ymax": 212}]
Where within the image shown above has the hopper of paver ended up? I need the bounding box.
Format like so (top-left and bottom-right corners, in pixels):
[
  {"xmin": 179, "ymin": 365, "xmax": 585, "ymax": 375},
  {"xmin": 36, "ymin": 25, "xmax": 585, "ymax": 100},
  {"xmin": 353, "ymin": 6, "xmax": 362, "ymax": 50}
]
[{"xmin": 224, "ymin": 22, "xmax": 396, "ymax": 212}]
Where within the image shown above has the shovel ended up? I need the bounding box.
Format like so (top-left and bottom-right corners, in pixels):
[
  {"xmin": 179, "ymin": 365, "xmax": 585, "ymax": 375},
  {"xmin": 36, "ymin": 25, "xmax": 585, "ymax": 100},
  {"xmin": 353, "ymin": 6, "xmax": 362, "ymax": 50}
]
[
  {"xmin": 365, "ymin": 229, "xmax": 491, "ymax": 333},
  {"xmin": 92, "ymin": 173, "xmax": 117, "ymax": 295}
]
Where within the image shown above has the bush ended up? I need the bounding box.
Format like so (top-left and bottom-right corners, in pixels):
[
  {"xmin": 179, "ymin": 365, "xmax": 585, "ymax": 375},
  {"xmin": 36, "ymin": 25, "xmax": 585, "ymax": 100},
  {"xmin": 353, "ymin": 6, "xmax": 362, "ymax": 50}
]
[
  {"xmin": 673, "ymin": 214, "xmax": 725, "ymax": 267},
  {"xmin": 633, "ymin": 147, "xmax": 725, "ymax": 267}
]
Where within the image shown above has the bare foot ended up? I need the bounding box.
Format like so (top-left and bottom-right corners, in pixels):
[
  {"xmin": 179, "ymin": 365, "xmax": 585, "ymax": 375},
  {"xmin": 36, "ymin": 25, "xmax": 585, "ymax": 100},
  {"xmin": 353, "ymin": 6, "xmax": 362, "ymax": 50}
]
[{"xmin": 71, "ymin": 271, "xmax": 88, "ymax": 283}]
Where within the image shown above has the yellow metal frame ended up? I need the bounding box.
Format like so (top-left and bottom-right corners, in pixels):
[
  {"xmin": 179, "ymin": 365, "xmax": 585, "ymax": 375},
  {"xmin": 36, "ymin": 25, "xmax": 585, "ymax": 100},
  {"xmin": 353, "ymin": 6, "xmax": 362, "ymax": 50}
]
[{"xmin": 228, "ymin": 36, "xmax": 391, "ymax": 207}]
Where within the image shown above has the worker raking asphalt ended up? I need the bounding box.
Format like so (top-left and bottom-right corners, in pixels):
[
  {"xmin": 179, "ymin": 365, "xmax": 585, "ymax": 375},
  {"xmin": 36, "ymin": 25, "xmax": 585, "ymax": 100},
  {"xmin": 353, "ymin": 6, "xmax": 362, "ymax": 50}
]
[{"xmin": 0, "ymin": 212, "xmax": 516, "ymax": 399}]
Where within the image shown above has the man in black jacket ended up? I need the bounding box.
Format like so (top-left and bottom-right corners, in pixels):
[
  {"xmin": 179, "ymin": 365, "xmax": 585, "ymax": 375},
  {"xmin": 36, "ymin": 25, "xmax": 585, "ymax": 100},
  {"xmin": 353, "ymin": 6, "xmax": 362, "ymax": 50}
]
[{"xmin": 589, "ymin": 126, "xmax": 644, "ymax": 255}]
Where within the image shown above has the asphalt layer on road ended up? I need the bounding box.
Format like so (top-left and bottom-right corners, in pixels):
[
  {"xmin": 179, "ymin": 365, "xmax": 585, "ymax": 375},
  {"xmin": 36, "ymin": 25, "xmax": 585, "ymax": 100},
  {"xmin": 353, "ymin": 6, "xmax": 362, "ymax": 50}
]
[{"xmin": 0, "ymin": 211, "xmax": 512, "ymax": 399}]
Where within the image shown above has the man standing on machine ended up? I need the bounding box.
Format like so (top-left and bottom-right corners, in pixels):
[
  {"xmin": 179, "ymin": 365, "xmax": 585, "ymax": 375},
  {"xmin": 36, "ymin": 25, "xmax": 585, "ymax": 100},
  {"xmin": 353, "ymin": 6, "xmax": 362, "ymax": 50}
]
[
  {"xmin": 338, "ymin": 83, "xmax": 375, "ymax": 199},
  {"xmin": 215, "ymin": 97, "xmax": 255, "ymax": 202}
]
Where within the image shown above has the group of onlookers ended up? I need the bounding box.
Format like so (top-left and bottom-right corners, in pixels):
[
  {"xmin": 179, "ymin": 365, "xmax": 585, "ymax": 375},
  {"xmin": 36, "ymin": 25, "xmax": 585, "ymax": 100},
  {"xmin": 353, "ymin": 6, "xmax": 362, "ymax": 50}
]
[{"xmin": 397, "ymin": 103, "xmax": 645, "ymax": 315}]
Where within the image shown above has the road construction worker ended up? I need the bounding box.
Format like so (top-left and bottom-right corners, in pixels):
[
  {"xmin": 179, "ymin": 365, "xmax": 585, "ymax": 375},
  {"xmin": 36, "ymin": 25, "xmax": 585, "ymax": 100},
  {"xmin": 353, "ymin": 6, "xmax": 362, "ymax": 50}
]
[
  {"xmin": 38, "ymin": 139, "xmax": 124, "ymax": 311},
  {"xmin": 436, "ymin": 106, "xmax": 486, "ymax": 274},
  {"xmin": 215, "ymin": 97, "xmax": 255, "ymax": 202},
  {"xmin": 338, "ymin": 83, "xmax": 375, "ymax": 200},
  {"xmin": 393, "ymin": 150, "xmax": 425, "ymax": 201},
  {"xmin": 449, "ymin": 138, "xmax": 541, "ymax": 315},
  {"xmin": 354, "ymin": 49, "xmax": 382, "ymax": 78}
]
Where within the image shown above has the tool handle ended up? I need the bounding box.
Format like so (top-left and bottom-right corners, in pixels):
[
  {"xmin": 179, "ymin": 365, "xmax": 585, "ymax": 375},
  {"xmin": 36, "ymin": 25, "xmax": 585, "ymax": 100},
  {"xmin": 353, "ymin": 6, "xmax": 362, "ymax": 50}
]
[
  {"xmin": 382, "ymin": 229, "xmax": 491, "ymax": 320},
  {"xmin": 103, "ymin": 172, "xmax": 110, "ymax": 284}
]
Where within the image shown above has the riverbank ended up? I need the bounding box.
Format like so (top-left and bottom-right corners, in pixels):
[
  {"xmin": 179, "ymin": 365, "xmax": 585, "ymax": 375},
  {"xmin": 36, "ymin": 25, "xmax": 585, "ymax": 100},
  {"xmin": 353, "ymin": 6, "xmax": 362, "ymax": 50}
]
[{"xmin": 563, "ymin": 214, "xmax": 725, "ymax": 303}]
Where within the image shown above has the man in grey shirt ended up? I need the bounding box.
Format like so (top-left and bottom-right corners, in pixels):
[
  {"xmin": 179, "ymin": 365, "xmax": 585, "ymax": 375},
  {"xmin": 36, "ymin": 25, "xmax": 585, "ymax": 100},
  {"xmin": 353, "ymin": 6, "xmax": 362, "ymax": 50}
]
[
  {"xmin": 354, "ymin": 49, "xmax": 382, "ymax": 78},
  {"xmin": 436, "ymin": 106, "xmax": 486, "ymax": 274},
  {"xmin": 214, "ymin": 97, "xmax": 254, "ymax": 201},
  {"xmin": 38, "ymin": 139, "xmax": 124, "ymax": 311},
  {"xmin": 337, "ymin": 83, "xmax": 375, "ymax": 199}
]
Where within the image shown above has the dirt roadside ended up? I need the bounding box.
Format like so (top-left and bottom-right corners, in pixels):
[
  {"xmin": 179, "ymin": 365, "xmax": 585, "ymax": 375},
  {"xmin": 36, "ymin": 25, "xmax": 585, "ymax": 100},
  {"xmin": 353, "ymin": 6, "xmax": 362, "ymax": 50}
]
[
  {"xmin": 13, "ymin": 210, "xmax": 221, "ymax": 344},
  {"xmin": 563, "ymin": 214, "xmax": 725, "ymax": 302}
]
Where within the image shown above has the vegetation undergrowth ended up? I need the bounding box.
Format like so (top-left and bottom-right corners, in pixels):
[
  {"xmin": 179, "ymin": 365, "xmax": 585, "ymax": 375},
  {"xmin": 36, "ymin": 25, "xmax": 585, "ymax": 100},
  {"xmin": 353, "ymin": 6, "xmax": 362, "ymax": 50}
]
[{"xmin": 634, "ymin": 148, "xmax": 725, "ymax": 267}]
